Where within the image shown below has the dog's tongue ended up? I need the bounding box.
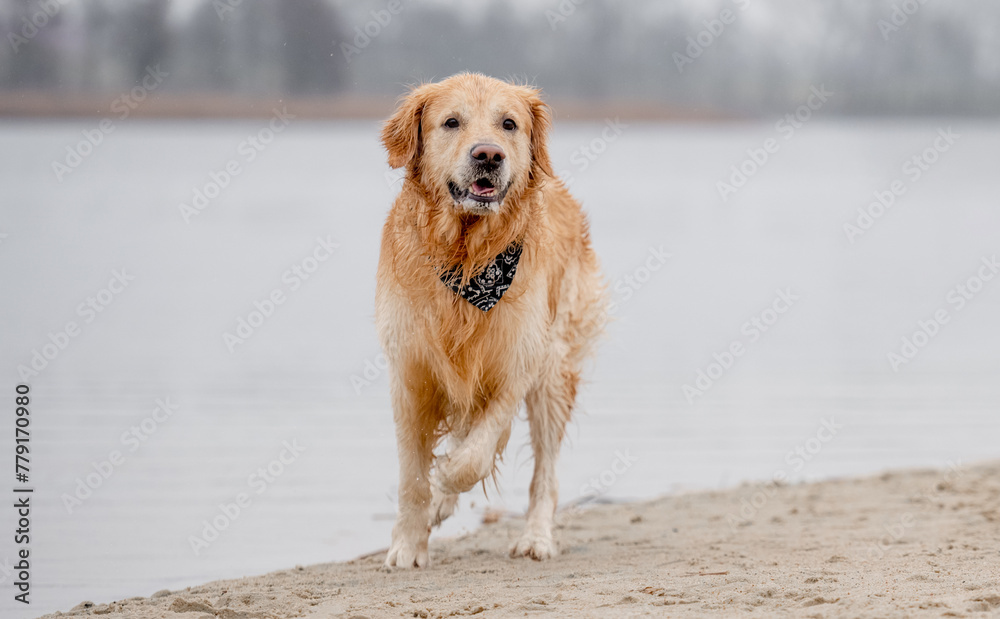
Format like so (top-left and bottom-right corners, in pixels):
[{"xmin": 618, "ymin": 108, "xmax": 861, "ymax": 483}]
[{"xmin": 471, "ymin": 179, "xmax": 495, "ymax": 196}]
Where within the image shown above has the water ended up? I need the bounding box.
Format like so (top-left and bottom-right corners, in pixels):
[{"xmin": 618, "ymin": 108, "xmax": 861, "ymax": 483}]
[{"xmin": 1, "ymin": 118, "xmax": 998, "ymax": 617}]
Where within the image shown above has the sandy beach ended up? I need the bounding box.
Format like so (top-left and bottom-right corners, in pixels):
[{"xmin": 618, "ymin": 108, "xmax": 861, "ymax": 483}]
[{"xmin": 40, "ymin": 460, "xmax": 1000, "ymax": 619}]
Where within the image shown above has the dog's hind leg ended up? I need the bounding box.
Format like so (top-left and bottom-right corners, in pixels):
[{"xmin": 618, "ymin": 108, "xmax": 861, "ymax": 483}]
[{"xmin": 510, "ymin": 364, "xmax": 577, "ymax": 561}]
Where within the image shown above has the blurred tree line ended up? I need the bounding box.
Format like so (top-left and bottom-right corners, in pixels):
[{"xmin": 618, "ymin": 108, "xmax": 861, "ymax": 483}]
[{"xmin": 0, "ymin": 0, "xmax": 997, "ymax": 115}]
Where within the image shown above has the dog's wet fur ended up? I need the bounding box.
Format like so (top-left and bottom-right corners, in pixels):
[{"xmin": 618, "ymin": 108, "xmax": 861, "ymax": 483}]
[{"xmin": 377, "ymin": 73, "xmax": 606, "ymax": 567}]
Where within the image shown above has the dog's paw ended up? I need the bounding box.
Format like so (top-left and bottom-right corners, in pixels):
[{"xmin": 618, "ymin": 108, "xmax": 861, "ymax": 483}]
[
  {"xmin": 384, "ymin": 520, "xmax": 430, "ymax": 568},
  {"xmin": 429, "ymin": 481, "xmax": 459, "ymax": 528},
  {"xmin": 384, "ymin": 535, "xmax": 429, "ymax": 568},
  {"xmin": 432, "ymin": 453, "xmax": 465, "ymax": 495},
  {"xmin": 436, "ymin": 449, "xmax": 493, "ymax": 495},
  {"xmin": 510, "ymin": 532, "xmax": 558, "ymax": 561}
]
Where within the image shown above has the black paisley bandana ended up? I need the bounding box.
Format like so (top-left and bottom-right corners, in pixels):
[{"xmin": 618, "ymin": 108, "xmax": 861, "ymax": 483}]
[{"xmin": 439, "ymin": 243, "xmax": 522, "ymax": 312}]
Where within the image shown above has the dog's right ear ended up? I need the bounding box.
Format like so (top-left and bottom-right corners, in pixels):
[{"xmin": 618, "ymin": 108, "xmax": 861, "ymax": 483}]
[{"xmin": 382, "ymin": 84, "xmax": 434, "ymax": 170}]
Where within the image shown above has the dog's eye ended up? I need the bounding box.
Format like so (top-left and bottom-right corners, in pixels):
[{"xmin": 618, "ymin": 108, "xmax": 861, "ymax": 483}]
[
  {"xmin": 444, "ymin": 118, "xmax": 460, "ymax": 129},
  {"xmin": 502, "ymin": 119, "xmax": 517, "ymax": 131}
]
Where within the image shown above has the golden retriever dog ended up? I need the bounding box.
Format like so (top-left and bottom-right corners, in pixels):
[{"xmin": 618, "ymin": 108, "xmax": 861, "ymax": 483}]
[{"xmin": 376, "ymin": 73, "xmax": 606, "ymax": 567}]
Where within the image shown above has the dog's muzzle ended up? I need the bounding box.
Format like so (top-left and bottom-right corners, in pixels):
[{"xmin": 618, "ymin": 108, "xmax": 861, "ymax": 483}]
[{"xmin": 449, "ymin": 143, "xmax": 510, "ymax": 211}]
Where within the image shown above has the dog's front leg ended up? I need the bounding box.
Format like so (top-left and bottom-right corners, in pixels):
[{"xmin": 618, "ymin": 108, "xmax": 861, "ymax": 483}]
[
  {"xmin": 511, "ymin": 367, "xmax": 576, "ymax": 561},
  {"xmin": 385, "ymin": 377, "xmax": 439, "ymax": 568},
  {"xmin": 434, "ymin": 399, "xmax": 516, "ymax": 496},
  {"xmin": 429, "ymin": 434, "xmax": 464, "ymax": 527}
]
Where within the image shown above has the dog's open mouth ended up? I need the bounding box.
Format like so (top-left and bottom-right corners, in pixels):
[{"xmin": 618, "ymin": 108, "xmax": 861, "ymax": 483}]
[
  {"xmin": 471, "ymin": 178, "xmax": 495, "ymax": 197},
  {"xmin": 450, "ymin": 178, "xmax": 502, "ymax": 205}
]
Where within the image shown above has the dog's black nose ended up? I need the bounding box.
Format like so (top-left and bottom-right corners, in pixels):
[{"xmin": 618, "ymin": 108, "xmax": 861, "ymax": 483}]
[{"xmin": 470, "ymin": 143, "xmax": 505, "ymax": 165}]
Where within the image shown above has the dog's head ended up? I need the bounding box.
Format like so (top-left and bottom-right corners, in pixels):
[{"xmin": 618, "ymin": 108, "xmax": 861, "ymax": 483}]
[{"xmin": 382, "ymin": 73, "xmax": 553, "ymax": 215}]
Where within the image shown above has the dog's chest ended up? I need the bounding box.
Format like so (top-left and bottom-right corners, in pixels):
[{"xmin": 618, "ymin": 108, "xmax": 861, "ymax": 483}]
[{"xmin": 428, "ymin": 268, "xmax": 550, "ymax": 391}]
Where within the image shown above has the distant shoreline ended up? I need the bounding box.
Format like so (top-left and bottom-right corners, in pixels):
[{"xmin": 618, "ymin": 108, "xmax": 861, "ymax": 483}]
[
  {"xmin": 0, "ymin": 91, "xmax": 737, "ymax": 122},
  {"xmin": 4, "ymin": 92, "xmax": 995, "ymax": 123}
]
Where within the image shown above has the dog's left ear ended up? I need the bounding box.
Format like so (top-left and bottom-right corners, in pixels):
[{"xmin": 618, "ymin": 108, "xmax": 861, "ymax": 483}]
[
  {"xmin": 526, "ymin": 91, "xmax": 554, "ymax": 182},
  {"xmin": 382, "ymin": 83, "xmax": 434, "ymax": 170}
]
